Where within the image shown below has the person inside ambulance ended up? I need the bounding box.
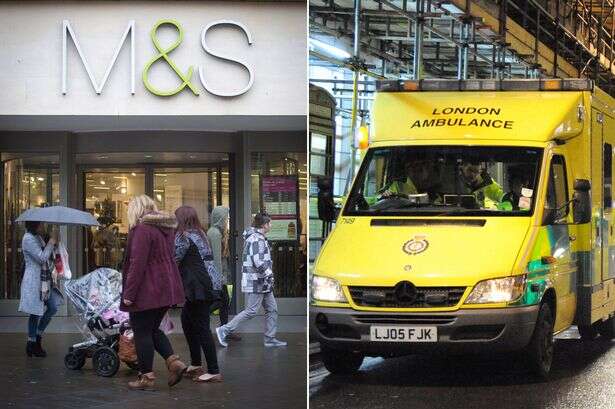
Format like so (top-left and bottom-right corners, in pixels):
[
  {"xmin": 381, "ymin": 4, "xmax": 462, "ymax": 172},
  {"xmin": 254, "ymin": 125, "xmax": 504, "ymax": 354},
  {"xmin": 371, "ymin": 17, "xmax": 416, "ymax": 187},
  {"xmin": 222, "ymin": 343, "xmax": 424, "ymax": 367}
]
[
  {"xmin": 380, "ymin": 155, "xmax": 442, "ymax": 202},
  {"xmin": 458, "ymin": 160, "xmax": 504, "ymax": 209},
  {"xmin": 500, "ymin": 165, "xmax": 533, "ymax": 211}
]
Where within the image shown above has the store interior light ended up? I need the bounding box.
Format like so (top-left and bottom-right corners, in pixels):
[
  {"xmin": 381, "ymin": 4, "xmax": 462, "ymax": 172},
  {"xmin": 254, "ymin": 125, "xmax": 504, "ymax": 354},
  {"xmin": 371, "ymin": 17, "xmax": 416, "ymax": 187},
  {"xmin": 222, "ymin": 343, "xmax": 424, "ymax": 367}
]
[
  {"xmin": 131, "ymin": 172, "xmax": 136, "ymax": 177},
  {"xmin": 100, "ymin": 180, "xmax": 105, "ymax": 185},
  {"xmin": 309, "ymin": 38, "xmax": 351, "ymax": 60}
]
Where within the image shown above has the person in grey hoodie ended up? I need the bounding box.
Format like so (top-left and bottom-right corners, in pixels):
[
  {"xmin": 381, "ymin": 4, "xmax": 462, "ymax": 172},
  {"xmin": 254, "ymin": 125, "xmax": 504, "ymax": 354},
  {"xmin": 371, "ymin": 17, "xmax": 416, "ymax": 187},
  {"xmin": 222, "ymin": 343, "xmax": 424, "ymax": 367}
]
[
  {"xmin": 215, "ymin": 213, "xmax": 286, "ymax": 347},
  {"xmin": 207, "ymin": 206, "xmax": 240, "ymax": 341}
]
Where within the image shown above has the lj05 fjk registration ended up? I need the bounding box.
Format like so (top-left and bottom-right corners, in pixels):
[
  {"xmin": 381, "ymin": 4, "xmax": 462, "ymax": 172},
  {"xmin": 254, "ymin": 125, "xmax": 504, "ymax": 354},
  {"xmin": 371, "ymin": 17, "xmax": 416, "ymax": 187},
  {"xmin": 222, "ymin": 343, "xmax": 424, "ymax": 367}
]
[{"xmin": 370, "ymin": 326, "xmax": 438, "ymax": 342}]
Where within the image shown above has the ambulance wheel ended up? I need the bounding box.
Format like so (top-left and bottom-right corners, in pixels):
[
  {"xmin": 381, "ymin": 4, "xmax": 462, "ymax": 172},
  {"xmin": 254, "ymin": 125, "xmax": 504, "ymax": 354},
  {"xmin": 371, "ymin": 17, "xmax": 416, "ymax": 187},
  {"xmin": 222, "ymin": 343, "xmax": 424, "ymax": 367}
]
[
  {"xmin": 578, "ymin": 324, "xmax": 599, "ymax": 341},
  {"xmin": 525, "ymin": 302, "xmax": 554, "ymax": 379},
  {"xmin": 64, "ymin": 351, "xmax": 86, "ymax": 370},
  {"xmin": 597, "ymin": 316, "xmax": 615, "ymax": 340},
  {"xmin": 93, "ymin": 347, "xmax": 120, "ymax": 377},
  {"xmin": 321, "ymin": 347, "xmax": 363, "ymax": 375}
]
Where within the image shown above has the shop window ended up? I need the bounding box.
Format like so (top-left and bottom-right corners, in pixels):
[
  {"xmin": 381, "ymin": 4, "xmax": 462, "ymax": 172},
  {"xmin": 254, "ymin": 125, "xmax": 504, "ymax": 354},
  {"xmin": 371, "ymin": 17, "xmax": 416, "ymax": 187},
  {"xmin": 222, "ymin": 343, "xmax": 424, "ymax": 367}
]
[
  {"xmin": 2, "ymin": 155, "xmax": 59, "ymax": 299},
  {"xmin": 250, "ymin": 152, "xmax": 307, "ymax": 297}
]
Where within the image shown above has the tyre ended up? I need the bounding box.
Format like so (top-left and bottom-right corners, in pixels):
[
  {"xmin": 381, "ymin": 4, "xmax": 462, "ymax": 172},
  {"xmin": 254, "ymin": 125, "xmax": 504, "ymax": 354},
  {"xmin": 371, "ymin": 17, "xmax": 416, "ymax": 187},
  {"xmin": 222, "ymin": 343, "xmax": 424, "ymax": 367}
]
[
  {"xmin": 321, "ymin": 346, "xmax": 364, "ymax": 375},
  {"xmin": 578, "ymin": 324, "xmax": 599, "ymax": 341},
  {"xmin": 64, "ymin": 351, "xmax": 86, "ymax": 370},
  {"xmin": 92, "ymin": 346, "xmax": 120, "ymax": 377},
  {"xmin": 597, "ymin": 316, "xmax": 615, "ymax": 340},
  {"xmin": 525, "ymin": 302, "xmax": 555, "ymax": 379}
]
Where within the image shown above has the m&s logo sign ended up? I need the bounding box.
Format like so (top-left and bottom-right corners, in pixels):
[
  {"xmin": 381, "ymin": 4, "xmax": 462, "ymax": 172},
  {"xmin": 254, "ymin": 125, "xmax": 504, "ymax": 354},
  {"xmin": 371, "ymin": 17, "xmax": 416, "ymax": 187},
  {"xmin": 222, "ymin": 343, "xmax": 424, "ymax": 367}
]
[{"xmin": 62, "ymin": 19, "xmax": 254, "ymax": 97}]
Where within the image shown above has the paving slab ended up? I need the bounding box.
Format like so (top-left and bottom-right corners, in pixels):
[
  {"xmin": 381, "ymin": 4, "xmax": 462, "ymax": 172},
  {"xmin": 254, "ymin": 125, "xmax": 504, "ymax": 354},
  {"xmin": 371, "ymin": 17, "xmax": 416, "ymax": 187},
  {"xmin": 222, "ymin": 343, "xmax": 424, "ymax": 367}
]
[{"xmin": 1, "ymin": 332, "xmax": 306, "ymax": 409}]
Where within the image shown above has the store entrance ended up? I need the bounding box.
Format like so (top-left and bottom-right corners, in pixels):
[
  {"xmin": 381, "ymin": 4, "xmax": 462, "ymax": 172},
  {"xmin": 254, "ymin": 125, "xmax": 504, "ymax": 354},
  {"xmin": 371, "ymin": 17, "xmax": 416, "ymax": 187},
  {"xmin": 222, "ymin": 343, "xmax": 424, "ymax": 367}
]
[
  {"xmin": 83, "ymin": 168, "xmax": 145, "ymax": 272},
  {"xmin": 78, "ymin": 154, "xmax": 232, "ymax": 283}
]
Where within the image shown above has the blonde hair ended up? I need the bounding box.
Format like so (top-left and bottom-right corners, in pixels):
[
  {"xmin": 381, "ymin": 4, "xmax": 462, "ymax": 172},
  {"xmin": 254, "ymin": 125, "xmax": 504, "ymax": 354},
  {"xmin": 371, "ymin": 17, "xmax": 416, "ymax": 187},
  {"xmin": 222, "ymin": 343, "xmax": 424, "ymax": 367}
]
[{"xmin": 127, "ymin": 194, "xmax": 158, "ymax": 228}]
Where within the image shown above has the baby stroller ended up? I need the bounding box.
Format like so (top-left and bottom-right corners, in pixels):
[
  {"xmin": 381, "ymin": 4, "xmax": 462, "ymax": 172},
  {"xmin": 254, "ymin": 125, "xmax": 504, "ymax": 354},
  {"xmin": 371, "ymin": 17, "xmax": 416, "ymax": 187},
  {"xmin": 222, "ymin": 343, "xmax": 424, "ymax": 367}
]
[{"xmin": 63, "ymin": 267, "xmax": 138, "ymax": 376}]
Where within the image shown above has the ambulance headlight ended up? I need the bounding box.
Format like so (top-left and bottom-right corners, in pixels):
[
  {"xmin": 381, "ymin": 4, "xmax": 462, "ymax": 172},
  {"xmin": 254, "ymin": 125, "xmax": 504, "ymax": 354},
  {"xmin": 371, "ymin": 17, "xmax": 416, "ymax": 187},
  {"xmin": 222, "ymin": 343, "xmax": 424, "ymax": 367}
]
[
  {"xmin": 311, "ymin": 276, "xmax": 347, "ymax": 303},
  {"xmin": 465, "ymin": 275, "xmax": 526, "ymax": 304}
]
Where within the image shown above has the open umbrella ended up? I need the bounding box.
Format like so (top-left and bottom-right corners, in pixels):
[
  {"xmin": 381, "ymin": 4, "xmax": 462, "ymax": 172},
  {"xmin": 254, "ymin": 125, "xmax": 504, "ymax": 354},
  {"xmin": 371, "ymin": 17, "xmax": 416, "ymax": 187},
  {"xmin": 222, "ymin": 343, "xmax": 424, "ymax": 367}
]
[{"xmin": 16, "ymin": 206, "xmax": 100, "ymax": 226}]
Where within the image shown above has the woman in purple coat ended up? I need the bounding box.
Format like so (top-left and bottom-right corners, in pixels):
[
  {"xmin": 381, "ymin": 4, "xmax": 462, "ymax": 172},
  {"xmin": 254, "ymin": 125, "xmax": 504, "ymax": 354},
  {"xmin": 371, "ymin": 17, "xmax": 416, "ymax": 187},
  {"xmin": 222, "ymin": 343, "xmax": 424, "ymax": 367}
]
[{"xmin": 120, "ymin": 195, "xmax": 187, "ymax": 391}]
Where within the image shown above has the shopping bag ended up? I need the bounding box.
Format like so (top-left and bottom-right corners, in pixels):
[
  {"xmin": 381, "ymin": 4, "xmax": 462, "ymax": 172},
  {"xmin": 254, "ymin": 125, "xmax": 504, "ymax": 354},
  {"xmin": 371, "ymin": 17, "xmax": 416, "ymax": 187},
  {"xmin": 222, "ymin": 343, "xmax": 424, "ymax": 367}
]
[
  {"xmin": 53, "ymin": 242, "xmax": 72, "ymax": 279},
  {"xmin": 159, "ymin": 311, "xmax": 174, "ymax": 334},
  {"xmin": 118, "ymin": 329, "xmax": 138, "ymax": 364}
]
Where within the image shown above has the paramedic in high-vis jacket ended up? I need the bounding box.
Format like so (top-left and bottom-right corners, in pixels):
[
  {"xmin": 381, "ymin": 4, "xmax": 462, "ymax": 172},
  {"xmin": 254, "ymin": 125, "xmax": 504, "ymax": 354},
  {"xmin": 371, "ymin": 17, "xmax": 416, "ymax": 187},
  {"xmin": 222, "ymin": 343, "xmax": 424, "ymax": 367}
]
[
  {"xmin": 459, "ymin": 161, "xmax": 504, "ymax": 209},
  {"xmin": 380, "ymin": 157, "xmax": 442, "ymax": 202}
]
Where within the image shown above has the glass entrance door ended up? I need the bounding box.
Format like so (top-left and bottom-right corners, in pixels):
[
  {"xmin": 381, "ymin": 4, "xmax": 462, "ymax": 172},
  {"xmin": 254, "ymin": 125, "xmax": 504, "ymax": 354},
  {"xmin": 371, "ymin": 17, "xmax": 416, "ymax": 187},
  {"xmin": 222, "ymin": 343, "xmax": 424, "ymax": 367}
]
[
  {"xmin": 83, "ymin": 169, "xmax": 145, "ymax": 273},
  {"xmin": 153, "ymin": 166, "xmax": 232, "ymax": 292},
  {"xmin": 153, "ymin": 167, "xmax": 229, "ymax": 223},
  {"xmin": 2, "ymin": 155, "xmax": 59, "ymax": 299},
  {"xmin": 79, "ymin": 161, "xmax": 232, "ymax": 283}
]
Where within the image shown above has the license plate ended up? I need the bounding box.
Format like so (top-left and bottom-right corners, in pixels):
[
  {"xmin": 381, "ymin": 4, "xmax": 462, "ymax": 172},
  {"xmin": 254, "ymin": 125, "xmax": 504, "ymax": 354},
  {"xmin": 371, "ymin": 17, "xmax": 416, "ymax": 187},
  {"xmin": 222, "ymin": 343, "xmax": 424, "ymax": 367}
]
[{"xmin": 370, "ymin": 326, "xmax": 437, "ymax": 342}]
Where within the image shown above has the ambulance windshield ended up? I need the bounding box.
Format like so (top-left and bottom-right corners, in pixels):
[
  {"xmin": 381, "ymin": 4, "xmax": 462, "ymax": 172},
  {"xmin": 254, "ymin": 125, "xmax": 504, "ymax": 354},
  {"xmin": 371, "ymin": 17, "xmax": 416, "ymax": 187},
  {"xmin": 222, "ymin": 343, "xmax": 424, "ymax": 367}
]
[{"xmin": 344, "ymin": 146, "xmax": 543, "ymax": 216}]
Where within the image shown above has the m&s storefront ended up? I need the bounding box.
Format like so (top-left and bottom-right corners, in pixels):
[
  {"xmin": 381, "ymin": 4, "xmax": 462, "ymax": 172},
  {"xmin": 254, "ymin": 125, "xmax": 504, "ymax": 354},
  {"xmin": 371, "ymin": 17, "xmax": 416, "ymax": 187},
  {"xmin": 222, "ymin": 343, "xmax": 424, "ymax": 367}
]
[{"xmin": 0, "ymin": 1, "xmax": 307, "ymax": 316}]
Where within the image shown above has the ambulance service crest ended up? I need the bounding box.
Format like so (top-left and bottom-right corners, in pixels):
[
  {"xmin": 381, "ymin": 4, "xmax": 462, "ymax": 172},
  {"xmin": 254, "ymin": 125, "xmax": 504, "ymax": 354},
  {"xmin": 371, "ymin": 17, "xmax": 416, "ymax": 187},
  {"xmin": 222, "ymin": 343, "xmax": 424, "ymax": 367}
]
[{"xmin": 403, "ymin": 236, "xmax": 429, "ymax": 255}]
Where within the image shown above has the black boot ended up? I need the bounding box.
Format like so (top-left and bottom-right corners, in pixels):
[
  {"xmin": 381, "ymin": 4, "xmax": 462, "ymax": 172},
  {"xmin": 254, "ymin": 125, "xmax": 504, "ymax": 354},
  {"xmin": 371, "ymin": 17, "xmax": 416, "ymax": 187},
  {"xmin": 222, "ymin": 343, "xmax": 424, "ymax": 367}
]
[
  {"xmin": 35, "ymin": 335, "xmax": 47, "ymax": 356},
  {"xmin": 26, "ymin": 341, "xmax": 35, "ymax": 357}
]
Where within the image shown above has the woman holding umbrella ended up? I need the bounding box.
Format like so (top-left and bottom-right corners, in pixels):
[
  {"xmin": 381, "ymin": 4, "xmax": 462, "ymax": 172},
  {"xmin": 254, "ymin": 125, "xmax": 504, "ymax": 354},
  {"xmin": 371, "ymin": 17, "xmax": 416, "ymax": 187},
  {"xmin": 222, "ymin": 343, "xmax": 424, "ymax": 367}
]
[
  {"xmin": 18, "ymin": 221, "xmax": 59, "ymax": 357},
  {"xmin": 16, "ymin": 205, "xmax": 99, "ymax": 357}
]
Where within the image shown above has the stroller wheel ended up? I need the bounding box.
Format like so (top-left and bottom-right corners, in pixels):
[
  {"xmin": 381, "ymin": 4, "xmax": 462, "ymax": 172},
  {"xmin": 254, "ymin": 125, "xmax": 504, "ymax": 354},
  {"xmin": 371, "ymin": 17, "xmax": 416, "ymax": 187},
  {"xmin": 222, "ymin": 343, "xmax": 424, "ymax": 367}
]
[
  {"xmin": 64, "ymin": 351, "xmax": 86, "ymax": 370},
  {"xmin": 92, "ymin": 347, "xmax": 120, "ymax": 377}
]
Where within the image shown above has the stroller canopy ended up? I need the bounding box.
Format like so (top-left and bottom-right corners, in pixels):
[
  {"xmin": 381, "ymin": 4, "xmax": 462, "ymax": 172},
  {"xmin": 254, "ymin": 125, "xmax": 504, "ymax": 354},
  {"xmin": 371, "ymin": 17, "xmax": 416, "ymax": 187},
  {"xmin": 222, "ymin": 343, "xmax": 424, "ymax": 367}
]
[{"xmin": 64, "ymin": 268, "xmax": 122, "ymax": 319}]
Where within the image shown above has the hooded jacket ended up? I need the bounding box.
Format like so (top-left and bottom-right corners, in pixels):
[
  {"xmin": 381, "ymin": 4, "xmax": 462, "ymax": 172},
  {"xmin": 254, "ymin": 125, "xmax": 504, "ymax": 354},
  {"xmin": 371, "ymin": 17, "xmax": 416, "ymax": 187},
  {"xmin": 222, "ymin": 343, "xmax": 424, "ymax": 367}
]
[
  {"xmin": 241, "ymin": 227, "xmax": 274, "ymax": 293},
  {"xmin": 206, "ymin": 206, "xmax": 229, "ymax": 284},
  {"xmin": 120, "ymin": 212, "xmax": 185, "ymax": 312}
]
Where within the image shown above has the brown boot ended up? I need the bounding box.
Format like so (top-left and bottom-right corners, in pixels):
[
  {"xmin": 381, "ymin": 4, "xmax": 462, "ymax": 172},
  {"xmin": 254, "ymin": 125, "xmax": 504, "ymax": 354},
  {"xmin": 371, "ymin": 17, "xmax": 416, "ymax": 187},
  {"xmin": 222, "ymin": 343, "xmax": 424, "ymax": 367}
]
[
  {"xmin": 165, "ymin": 355, "xmax": 187, "ymax": 387},
  {"xmin": 128, "ymin": 372, "xmax": 155, "ymax": 391}
]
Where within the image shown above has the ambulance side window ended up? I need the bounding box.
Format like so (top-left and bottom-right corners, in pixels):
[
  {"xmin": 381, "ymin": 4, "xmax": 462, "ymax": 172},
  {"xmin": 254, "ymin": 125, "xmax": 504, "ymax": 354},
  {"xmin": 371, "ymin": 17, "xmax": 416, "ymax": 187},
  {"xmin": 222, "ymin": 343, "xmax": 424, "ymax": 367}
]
[
  {"xmin": 604, "ymin": 143, "xmax": 612, "ymax": 209},
  {"xmin": 545, "ymin": 155, "xmax": 569, "ymax": 223},
  {"xmin": 363, "ymin": 153, "xmax": 386, "ymax": 197}
]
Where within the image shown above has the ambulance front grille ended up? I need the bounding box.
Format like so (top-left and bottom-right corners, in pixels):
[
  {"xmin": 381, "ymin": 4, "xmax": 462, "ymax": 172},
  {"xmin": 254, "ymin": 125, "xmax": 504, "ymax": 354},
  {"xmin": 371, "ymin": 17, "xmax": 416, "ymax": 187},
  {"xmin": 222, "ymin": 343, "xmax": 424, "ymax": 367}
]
[{"xmin": 348, "ymin": 286, "xmax": 466, "ymax": 308}]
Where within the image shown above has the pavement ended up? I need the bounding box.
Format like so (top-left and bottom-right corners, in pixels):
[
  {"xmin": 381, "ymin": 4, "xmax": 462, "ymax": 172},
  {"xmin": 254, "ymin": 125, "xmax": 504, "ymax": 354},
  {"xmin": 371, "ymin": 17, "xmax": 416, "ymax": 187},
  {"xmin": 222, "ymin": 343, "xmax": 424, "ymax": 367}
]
[
  {"xmin": 0, "ymin": 314, "xmax": 307, "ymax": 409},
  {"xmin": 0, "ymin": 311, "xmax": 307, "ymax": 334},
  {"xmin": 309, "ymin": 326, "xmax": 615, "ymax": 409}
]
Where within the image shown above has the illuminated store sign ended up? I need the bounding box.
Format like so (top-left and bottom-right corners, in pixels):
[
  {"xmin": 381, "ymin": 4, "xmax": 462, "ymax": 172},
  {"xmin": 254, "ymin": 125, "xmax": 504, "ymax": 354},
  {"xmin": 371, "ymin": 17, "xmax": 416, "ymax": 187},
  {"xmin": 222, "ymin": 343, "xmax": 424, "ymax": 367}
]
[{"xmin": 62, "ymin": 19, "xmax": 254, "ymax": 97}]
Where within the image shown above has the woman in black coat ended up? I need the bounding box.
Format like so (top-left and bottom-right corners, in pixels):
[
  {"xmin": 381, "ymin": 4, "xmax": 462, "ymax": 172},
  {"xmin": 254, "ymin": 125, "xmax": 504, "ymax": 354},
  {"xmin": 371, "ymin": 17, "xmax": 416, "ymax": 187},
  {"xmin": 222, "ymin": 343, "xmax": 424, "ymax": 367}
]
[{"xmin": 174, "ymin": 206, "xmax": 223, "ymax": 383}]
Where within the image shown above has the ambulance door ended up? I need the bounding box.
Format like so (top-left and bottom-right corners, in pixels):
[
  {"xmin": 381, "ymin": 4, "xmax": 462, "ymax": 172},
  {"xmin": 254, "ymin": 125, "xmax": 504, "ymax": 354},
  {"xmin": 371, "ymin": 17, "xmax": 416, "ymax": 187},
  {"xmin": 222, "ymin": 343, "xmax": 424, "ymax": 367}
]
[
  {"xmin": 603, "ymin": 135, "xmax": 614, "ymax": 281},
  {"xmin": 591, "ymin": 110, "xmax": 604, "ymax": 287}
]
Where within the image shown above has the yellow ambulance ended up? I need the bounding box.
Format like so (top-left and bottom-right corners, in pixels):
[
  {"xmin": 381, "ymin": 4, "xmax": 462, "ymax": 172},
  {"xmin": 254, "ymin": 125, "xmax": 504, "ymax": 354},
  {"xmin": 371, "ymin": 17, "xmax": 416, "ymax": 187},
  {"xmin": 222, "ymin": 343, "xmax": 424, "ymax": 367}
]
[{"xmin": 310, "ymin": 78, "xmax": 615, "ymax": 378}]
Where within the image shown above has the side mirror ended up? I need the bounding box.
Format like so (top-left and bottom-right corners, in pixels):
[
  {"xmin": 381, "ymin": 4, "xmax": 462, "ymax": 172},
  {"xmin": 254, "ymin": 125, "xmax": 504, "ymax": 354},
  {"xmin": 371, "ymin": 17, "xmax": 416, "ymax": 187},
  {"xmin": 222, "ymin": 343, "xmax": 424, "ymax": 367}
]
[
  {"xmin": 574, "ymin": 179, "xmax": 590, "ymax": 192},
  {"xmin": 573, "ymin": 178, "xmax": 591, "ymax": 224},
  {"xmin": 317, "ymin": 178, "xmax": 337, "ymax": 222}
]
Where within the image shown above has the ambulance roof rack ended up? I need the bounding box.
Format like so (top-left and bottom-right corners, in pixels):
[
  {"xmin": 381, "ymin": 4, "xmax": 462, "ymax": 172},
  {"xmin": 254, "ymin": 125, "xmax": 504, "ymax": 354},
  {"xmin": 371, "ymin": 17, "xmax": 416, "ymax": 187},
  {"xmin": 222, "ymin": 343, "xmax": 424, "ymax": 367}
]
[{"xmin": 376, "ymin": 78, "xmax": 594, "ymax": 93}]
